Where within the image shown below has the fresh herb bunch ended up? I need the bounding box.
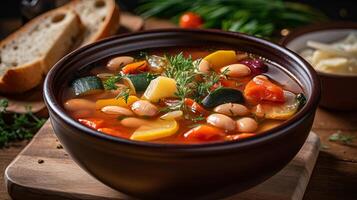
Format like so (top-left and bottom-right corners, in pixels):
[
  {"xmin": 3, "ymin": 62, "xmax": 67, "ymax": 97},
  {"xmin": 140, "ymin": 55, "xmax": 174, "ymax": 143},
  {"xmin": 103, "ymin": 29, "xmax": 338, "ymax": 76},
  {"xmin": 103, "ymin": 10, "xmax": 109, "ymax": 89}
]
[
  {"xmin": 164, "ymin": 53, "xmax": 228, "ymax": 109},
  {"xmin": 137, "ymin": 0, "xmax": 326, "ymax": 38},
  {"xmin": 0, "ymin": 99, "xmax": 46, "ymax": 148}
]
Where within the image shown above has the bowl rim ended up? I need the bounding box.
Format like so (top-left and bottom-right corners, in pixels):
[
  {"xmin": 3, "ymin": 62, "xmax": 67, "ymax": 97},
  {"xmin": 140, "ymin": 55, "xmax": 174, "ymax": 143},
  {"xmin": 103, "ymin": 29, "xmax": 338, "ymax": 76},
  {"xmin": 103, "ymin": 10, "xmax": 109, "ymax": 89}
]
[
  {"xmin": 44, "ymin": 28, "xmax": 320, "ymax": 150},
  {"xmin": 280, "ymin": 21, "xmax": 357, "ymax": 78}
]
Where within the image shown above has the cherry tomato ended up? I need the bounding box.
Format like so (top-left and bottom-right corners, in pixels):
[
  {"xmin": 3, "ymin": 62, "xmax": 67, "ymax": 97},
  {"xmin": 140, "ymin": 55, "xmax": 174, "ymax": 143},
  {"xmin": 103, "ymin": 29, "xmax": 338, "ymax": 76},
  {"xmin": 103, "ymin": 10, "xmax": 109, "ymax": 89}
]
[{"xmin": 179, "ymin": 12, "xmax": 203, "ymax": 28}]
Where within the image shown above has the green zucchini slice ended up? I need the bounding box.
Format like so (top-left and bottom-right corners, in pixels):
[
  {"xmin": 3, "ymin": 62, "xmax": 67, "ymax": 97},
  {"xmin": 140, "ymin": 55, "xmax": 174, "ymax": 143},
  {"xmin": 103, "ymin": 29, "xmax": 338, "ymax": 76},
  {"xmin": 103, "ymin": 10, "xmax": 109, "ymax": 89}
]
[
  {"xmin": 202, "ymin": 87, "xmax": 244, "ymax": 108},
  {"xmin": 126, "ymin": 73, "xmax": 157, "ymax": 92},
  {"xmin": 72, "ymin": 76, "xmax": 104, "ymax": 96}
]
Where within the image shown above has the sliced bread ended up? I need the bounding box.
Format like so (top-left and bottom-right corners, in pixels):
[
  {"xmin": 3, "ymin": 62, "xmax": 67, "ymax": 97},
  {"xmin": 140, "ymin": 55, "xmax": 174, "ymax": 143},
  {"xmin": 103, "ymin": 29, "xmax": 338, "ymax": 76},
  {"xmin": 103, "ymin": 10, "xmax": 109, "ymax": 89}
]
[
  {"xmin": 0, "ymin": 7, "xmax": 82, "ymax": 93},
  {"xmin": 69, "ymin": 0, "xmax": 120, "ymax": 46}
]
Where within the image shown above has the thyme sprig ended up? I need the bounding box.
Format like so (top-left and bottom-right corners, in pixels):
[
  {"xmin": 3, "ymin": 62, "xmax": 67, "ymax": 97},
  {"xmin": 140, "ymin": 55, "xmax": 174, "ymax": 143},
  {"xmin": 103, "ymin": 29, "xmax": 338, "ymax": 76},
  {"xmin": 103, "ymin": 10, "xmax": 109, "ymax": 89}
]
[{"xmin": 164, "ymin": 53, "xmax": 196, "ymax": 107}]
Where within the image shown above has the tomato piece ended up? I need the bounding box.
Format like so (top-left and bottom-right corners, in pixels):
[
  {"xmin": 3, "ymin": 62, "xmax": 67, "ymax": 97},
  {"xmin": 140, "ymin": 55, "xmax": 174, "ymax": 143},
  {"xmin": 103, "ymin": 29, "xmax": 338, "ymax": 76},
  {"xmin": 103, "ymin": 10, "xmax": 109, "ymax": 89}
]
[
  {"xmin": 98, "ymin": 128, "xmax": 126, "ymax": 138},
  {"xmin": 78, "ymin": 118, "xmax": 104, "ymax": 129},
  {"xmin": 184, "ymin": 125, "xmax": 225, "ymax": 141},
  {"xmin": 184, "ymin": 98, "xmax": 209, "ymax": 116},
  {"xmin": 244, "ymin": 77, "xmax": 285, "ymax": 103},
  {"xmin": 179, "ymin": 12, "xmax": 203, "ymax": 28},
  {"xmin": 122, "ymin": 61, "xmax": 148, "ymax": 74},
  {"xmin": 210, "ymin": 78, "xmax": 247, "ymax": 92}
]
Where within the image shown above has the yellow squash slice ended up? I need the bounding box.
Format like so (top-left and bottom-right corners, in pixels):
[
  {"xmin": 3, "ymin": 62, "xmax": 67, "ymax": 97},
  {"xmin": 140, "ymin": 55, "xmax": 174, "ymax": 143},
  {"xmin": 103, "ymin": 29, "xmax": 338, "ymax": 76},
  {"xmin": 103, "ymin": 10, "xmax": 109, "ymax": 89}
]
[
  {"xmin": 203, "ymin": 50, "xmax": 237, "ymax": 70},
  {"xmin": 130, "ymin": 119, "xmax": 179, "ymax": 141}
]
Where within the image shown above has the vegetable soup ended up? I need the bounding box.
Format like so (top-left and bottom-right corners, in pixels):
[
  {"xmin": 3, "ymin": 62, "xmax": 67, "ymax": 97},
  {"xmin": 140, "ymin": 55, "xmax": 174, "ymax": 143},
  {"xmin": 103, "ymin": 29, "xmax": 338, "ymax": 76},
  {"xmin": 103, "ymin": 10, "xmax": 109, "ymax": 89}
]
[{"xmin": 63, "ymin": 48, "xmax": 306, "ymax": 144}]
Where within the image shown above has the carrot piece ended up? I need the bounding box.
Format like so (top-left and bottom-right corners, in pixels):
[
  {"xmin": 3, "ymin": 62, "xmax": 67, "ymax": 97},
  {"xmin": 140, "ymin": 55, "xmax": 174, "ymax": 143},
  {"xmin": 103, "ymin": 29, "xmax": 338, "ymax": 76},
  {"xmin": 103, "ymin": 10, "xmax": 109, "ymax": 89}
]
[
  {"xmin": 244, "ymin": 77, "xmax": 284, "ymax": 103},
  {"xmin": 225, "ymin": 133, "xmax": 256, "ymax": 141},
  {"xmin": 184, "ymin": 125, "xmax": 225, "ymax": 141},
  {"xmin": 78, "ymin": 118, "xmax": 104, "ymax": 129},
  {"xmin": 121, "ymin": 61, "xmax": 148, "ymax": 74},
  {"xmin": 184, "ymin": 98, "xmax": 209, "ymax": 116},
  {"xmin": 98, "ymin": 128, "xmax": 126, "ymax": 138}
]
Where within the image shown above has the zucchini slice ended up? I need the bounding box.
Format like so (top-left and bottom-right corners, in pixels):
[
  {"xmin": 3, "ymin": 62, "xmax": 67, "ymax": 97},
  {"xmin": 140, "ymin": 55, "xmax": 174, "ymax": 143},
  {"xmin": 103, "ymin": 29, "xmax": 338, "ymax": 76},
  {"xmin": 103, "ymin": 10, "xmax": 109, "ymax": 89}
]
[
  {"xmin": 126, "ymin": 73, "xmax": 157, "ymax": 92},
  {"xmin": 202, "ymin": 87, "xmax": 244, "ymax": 108},
  {"xmin": 72, "ymin": 76, "xmax": 104, "ymax": 96}
]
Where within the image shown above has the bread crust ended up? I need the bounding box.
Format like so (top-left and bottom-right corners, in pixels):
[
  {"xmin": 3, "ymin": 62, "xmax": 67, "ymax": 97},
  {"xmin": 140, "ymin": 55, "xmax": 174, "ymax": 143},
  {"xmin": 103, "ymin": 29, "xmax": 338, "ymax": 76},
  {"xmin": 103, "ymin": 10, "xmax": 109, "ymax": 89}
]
[
  {"xmin": 89, "ymin": 1, "xmax": 120, "ymax": 43},
  {"xmin": 0, "ymin": 60, "xmax": 43, "ymax": 93},
  {"xmin": 69, "ymin": 0, "xmax": 120, "ymax": 46}
]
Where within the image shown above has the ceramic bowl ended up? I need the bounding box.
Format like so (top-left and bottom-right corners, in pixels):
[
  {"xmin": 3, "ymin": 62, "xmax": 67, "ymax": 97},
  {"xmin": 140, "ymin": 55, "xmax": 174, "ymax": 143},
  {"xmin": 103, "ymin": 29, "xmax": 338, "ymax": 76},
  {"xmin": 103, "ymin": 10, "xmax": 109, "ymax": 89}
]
[
  {"xmin": 281, "ymin": 22, "xmax": 357, "ymax": 110},
  {"xmin": 44, "ymin": 29, "xmax": 320, "ymax": 199}
]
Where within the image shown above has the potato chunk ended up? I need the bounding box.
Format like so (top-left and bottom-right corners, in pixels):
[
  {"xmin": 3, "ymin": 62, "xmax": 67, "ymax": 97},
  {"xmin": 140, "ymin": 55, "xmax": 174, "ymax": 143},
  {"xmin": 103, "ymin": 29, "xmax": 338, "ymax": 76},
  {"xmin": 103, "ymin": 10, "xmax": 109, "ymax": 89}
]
[{"xmin": 143, "ymin": 76, "xmax": 177, "ymax": 102}]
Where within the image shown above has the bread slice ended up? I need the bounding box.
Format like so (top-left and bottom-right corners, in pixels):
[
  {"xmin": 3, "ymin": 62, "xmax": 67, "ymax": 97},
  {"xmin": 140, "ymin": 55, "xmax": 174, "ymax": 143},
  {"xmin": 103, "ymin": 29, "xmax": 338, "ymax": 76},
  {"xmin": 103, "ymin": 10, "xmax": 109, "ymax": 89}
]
[
  {"xmin": 69, "ymin": 0, "xmax": 120, "ymax": 46},
  {"xmin": 0, "ymin": 7, "xmax": 82, "ymax": 93}
]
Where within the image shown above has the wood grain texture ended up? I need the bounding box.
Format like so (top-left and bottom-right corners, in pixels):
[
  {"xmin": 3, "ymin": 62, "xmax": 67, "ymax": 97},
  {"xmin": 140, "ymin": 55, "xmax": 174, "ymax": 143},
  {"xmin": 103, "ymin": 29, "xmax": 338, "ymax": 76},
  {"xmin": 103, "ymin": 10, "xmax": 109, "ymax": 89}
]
[{"xmin": 4, "ymin": 121, "xmax": 320, "ymax": 200}]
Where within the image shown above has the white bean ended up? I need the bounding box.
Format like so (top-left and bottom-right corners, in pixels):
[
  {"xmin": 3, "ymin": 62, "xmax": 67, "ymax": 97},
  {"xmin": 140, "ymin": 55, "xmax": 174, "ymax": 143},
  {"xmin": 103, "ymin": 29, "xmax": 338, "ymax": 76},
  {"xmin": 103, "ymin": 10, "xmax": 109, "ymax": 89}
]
[
  {"xmin": 131, "ymin": 100, "xmax": 158, "ymax": 117},
  {"xmin": 72, "ymin": 110, "xmax": 93, "ymax": 119},
  {"xmin": 101, "ymin": 106, "xmax": 134, "ymax": 116},
  {"xmin": 220, "ymin": 64, "xmax": 251, "ymax": 77},
  {"xmin": 121, "ymin": 117, "xmax": 150, "ymax": 128},
  {"xmin": 253, "ymin": 75, "xmax": 269, "ymax": 80},
  {"xmin": 236, "ymin": 117, "xmax": 258, "ymax": 133},
  {"xmin": 207, "ymin": 113, "xmax": 236, "ymax": 131},
  {"xmin": 213, "ymin": 103, "xmax": 249, "ymax": 117},
  {"xmin": 198, "ymin": 59, "xmax": 211, "ymax": 73},
  {"xmin": 64, "ymin": 99, "xmax": 95, "ymax": 111},
  {"xmin": 236, "ymin": 52, "xmax": 248, "ymax": 61},
  {"xmin": 106, "ymin": 56, "xmax": 134, "ymax": 71},
  {"xmin": 97, "ymin": 73, "xmax": 114, "ymax": 79},
  {"xmin": 160, "ymin": 110, "xmax": 183, "ymax": 120}
]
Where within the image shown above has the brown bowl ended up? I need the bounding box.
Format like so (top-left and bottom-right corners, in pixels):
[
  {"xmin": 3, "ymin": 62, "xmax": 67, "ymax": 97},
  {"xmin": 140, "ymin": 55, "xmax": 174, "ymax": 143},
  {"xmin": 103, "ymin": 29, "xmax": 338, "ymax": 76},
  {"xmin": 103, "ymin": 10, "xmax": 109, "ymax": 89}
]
[
  {"xmin": 281, "ymin": 22, "xmax": 357, "ymax": 110},
  {"xmin": 44, "ymin": 29, "xmax": 320, "ymax": 199}
]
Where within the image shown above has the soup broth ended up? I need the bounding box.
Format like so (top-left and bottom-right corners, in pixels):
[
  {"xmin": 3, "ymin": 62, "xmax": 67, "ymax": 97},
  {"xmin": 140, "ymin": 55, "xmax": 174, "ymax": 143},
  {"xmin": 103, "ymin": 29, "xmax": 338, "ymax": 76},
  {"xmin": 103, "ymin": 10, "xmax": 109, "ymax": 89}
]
[{"xmin": 63, "ymin": 48, "xmax": 305, "ymax": 144}]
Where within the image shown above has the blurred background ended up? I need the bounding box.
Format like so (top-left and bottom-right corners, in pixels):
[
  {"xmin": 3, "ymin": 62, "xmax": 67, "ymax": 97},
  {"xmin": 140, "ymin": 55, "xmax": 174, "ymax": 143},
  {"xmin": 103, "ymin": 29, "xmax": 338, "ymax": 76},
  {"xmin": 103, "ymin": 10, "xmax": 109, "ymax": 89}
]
[{"xmin": 0, "ymin": 0, "xmax": 356, "ymax": 39}]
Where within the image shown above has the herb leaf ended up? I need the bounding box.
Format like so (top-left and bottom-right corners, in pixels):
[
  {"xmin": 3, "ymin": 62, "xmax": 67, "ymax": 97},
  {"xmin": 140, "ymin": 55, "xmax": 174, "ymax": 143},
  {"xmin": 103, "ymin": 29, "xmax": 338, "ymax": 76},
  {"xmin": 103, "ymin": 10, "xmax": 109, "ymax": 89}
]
[
  {"xmin": 104, "ymin": 74, "xmax": 124, "ymax": 90},
  {"xmin": 164, "ymin": 53, "xmax": 196, "ymax": 108},
  {"xmin": 329, "ymin": 131, "xmax": 355, "ymax": 144},
  {"xmin": 0, "ymin": 99, "xmax": 46, "ymax": 148}
]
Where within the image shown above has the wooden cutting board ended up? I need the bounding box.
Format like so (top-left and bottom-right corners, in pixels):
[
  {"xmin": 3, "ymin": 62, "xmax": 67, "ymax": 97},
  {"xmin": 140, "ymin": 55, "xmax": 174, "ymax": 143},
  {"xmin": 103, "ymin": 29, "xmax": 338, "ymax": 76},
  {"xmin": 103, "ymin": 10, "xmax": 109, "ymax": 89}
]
[{"xmin": 5, "ymin": 120, "xmax": 320, "ymax": 200}]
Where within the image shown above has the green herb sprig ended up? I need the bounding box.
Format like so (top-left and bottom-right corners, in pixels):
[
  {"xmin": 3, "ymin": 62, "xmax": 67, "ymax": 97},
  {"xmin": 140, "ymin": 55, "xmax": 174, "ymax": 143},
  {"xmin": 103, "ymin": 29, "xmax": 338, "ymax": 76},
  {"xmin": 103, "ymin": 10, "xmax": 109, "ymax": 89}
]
[
  {"xmin": 165, "ymin": 52, "xmax": 196, "ymax": 107},
  {"xmin": 103, "ymin": 74, "xmax": 125, "ymax": 90},
  {"xmin": 0, "ymin": 99, "xmax": 46, "ymax": 148}
]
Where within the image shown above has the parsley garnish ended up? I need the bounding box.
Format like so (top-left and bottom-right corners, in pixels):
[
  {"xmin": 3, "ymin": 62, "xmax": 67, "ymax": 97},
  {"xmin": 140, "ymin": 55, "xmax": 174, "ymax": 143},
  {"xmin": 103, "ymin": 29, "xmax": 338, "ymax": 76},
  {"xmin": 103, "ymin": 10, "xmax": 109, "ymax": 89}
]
[
  {"xmin": 0, "ymin": 99, "xmax": 46, "ymax": 148},
  {"xmin": 103, "ymin": 74, "xmax": 124, "ymax": 90}
]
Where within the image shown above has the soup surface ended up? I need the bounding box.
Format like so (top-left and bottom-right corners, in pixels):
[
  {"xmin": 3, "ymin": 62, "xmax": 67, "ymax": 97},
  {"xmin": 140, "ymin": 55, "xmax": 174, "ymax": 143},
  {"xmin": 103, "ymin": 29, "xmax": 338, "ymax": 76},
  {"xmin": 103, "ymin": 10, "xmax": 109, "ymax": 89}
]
[{"xmin": 63, "ymin": 48, "xmax": 306, "ymax": 144}]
